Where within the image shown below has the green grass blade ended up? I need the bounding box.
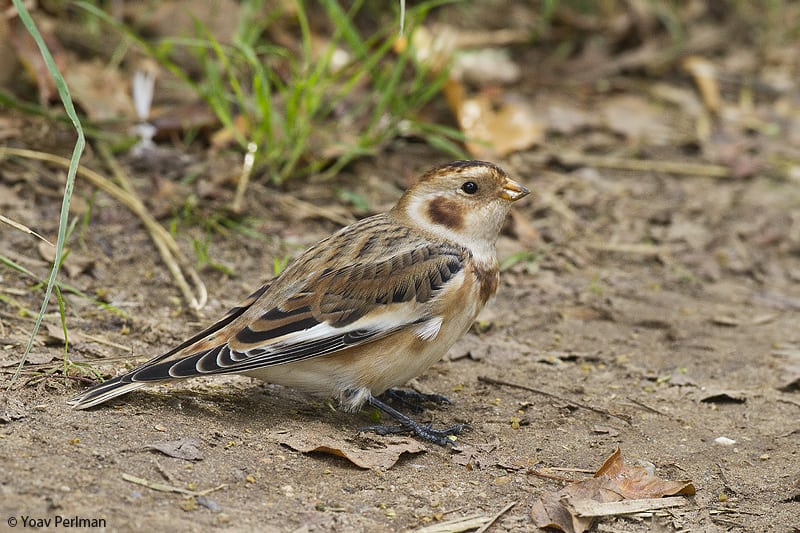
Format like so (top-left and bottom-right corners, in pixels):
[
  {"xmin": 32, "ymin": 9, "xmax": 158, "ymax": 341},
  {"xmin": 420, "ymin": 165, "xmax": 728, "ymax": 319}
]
[{"xmin": 9, "ymin": 0, "xmax": 86, "ymax": 387}]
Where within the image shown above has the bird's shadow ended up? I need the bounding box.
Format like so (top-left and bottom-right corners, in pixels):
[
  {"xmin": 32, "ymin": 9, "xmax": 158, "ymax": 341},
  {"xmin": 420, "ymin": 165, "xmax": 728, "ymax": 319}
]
[{"xmin": 84, "ymin": 379, "xmax": 371, "ymax": 436}]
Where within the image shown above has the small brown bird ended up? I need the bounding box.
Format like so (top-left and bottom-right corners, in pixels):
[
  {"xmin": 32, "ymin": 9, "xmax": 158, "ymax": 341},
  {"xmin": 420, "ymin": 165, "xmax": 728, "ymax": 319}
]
[{"xmin": 69, "ymin": 160, "xmax": 529, "ymax": 445}]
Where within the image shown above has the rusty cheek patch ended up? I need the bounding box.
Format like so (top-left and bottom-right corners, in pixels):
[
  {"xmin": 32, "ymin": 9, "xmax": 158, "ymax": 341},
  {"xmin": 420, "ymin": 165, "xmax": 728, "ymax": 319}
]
[{"xmin": 426, "ymin": 197, "xmax": 464, "ymax": 230}]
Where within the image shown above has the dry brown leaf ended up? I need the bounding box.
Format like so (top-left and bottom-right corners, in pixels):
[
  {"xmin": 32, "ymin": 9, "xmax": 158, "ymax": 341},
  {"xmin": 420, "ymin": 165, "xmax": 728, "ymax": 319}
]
[
  {"xmin": 64, "ymin": 59, "xmax": 135, "ymax": 121},
  {"xmin": 531, "ymin": 491, "xmax": 593, "ymax": 533},
  {"xmin": 147, "ymin": 438, "xmax": 204, "ymax": 461},
  {"xmin": 445, "ymin": 80, "xmax": 545, "ymax": 158},
  {"xmin": 19, "ymin": 351, "xmax": 59, "ymax": 365},
  {"xmin": 594, "ymin": 448, "xmax": 695, "ymax": 499},
  {"xmin": 280, "ymin": 433, "xmax": 425, "ymax": 470},
  {"xmin": 600, "ymin": 94, "xmax": 674, "ymax": 145},
  {"xmin": 42, "ymin": 323, "xmax": 87, "ymax": 346},
  {"xmin": 451, "ymin": 48, "xmax": 521, "ymax": 85},
  {"xmin": 531, "ymin": 448, "xmax": 694, "ymax": 532},
  {"xmin": 37, "ymin": 241, "xmax": 95, "ymax": 278},
  {"xmin": 683, "ymin": 55, "xmax": 721, "ymax": 114},
  {"xmin": 0, "ymin": 14, "xmax": 18, "ymax": 88},
  {"xmin": 410, "ymin": 25, "xmax": 529, "ymax": 73},
  {"xmin": 7, "ymin": 17, "xmax": 63, "ymax": 103},
  {"xmin": 0, "ymin": 394, "xmax": 26, "ymax": 423},
  {"xmin": 545, "ymin": 102, "xmax": 599, "ymax": 135},
  {"xmin": 152, "ymin": 102, "xmax": 221, "ymax": 143},
  {"xmin": 698, "ymin": 391, "xmax": 747, "ymax": 404},
  {"xmin": 778, "ymin": 370, "xmax": 800, "ymax": 393}
]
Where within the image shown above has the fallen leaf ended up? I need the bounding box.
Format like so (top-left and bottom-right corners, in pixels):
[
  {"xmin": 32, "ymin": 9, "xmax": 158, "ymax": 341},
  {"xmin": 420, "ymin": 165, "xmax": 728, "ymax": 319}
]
[
  {"xmin": 531, "ymin": 448, "xmax": 694, "ymax": 532},
  {"xmin": 20, "ymin": 351, "xmax": 59, "ymax": 365},
  {"xmin": 566, "ymin": 496, "xmax": 688, "ymax": 518},
  {"xmin": 591, "ymin": 425, "xmax": 620, "ymax": 437},
  {"xmin": 444, "ymin": 79, "xmax": 545, "ymax": 158},
  {"xmin": 7, "ymin": 17, "xmax": 63, "ymax": 103},
  {"xmin": 600, "ymin": 94, "xmax": 674, "ymax": 145},
  {"xmin": 683, "ymin": 55, "xmax": 721, "ymax": 114},
  {"xmin": 545, "ymin": 102, "xmax": 599, "ymax": 135},
  {"xmin": 42, "ymin": 324, "xmax": 87, "ymax": 346},
  {"xmin": 147, "ymin": 438, "xmax": 204, "ymax": 461},
  {"xmin": 410, "ymin": 24, "xmax": 529, "ymax": 73},
  {"xmin": 698, "ymin": 391, "xmax": 747, "ymax": 404},
  {"xmin": 531, "ymin": 490, "xmax": 593, "ymax": 533},
  {"xmin": 0, "ymin": 395, "xmax": 26, "ymax": 424},
  {"xmin": 37, "ymin": 242, "xmax": 95, "ymax": 278},
  {"xmin": 63, "ymin": 59, "xmax": 135, "ymax": 121},
  {"xmin": 778, "ymin": 373, "xmax": 800, "ymax": 393},
  {"xmin": 151, "ymin": 102, "xmax": 221, "ymax": 142},
  {"xmin": 0, "ymin": 15, "xmax": 18, "ymax": 88},
  {"xmin": 594, "ymin": 448, "xmax": 695, "ymax": 499},
  {"xmin": 711, "ymin": 315, "xmax": 742, "ymax": 328},
  {"xmin": 452, "ymin": 444, "xmax": 477, "ymax": 468},
  {"xmin": 451, "ymin": 48, "xmax": 521, "ymax": 85},
  {"xmin": 280, "ymin": 433, "xmax": 425, "ymax": 470}
]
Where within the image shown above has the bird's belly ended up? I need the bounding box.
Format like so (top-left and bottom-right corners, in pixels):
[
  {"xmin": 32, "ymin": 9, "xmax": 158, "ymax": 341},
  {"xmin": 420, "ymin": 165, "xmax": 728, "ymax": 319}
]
[{"xmin": 244, "ymin": 301, "xmax": 479, "ymax": 408}]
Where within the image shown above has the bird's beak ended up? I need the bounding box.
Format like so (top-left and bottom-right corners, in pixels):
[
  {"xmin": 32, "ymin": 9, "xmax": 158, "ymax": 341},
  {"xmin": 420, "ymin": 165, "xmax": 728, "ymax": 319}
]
[{"xmin": 499, "ymin": 177, "xmax": 530, "ymax": 202}]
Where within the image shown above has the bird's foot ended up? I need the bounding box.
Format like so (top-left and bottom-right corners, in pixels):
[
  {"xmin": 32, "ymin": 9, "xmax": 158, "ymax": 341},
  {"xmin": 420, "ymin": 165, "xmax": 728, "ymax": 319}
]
[
  {"xmin": 362, "ymin": 395, "xmax": 468, "ymax": 447},
  {"xmin": 380, "ymin": 388, "xmax": 452, "ymax": 413},
  {"xmin": 360, "ymin": 421, "xmax": 468, "ymax": 446}
]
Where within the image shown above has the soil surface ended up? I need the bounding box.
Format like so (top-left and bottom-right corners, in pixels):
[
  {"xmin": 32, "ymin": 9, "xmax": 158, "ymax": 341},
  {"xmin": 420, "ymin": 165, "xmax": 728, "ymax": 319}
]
[
  {"xmin": 2, "ymin": 134, "xmax": 799, "ymax": 532},
  {"xmin": 3, "ymin": 4, "xmax": 800, "ymax": 525}
]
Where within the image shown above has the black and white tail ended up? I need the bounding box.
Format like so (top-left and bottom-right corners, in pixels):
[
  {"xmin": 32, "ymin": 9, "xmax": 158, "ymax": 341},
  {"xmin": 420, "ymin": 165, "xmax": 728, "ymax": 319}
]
[{"xmin": 67, "ymin": 375, "xmax": 147, "ymax": 410}]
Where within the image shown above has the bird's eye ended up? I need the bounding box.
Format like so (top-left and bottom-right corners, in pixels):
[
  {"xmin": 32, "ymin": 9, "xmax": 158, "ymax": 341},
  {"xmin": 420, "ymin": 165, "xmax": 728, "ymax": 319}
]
[{"xmin": 461, "ymin": 181, "xmax": 478, "ymax": 194}]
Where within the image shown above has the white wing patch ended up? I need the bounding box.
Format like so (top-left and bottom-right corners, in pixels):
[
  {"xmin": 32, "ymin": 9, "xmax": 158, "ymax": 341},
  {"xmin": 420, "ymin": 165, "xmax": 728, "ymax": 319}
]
[{"xmin": 413, "ymin": 316, "xmax": 443, "ymax": 341}]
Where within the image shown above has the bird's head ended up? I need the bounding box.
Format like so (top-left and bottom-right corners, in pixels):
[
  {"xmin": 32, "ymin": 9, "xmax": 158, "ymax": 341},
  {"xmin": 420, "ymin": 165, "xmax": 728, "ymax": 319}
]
[{"xmin": 392, "ymin": 160, "xmax": 529, "ymax": 260}]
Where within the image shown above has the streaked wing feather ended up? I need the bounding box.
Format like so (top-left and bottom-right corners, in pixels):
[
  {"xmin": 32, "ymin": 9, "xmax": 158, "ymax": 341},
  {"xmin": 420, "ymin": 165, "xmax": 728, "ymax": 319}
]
[
  {"xmin": 127, "ymin": 241, "xmax": 467, "ymax": 381},
  {"xmin": 131, "ymin": 323, "xmax": 407, "ymax": 380},
  {"xmin": 70, "ymin": 236, "xmax": 469, "ymax": 410}
]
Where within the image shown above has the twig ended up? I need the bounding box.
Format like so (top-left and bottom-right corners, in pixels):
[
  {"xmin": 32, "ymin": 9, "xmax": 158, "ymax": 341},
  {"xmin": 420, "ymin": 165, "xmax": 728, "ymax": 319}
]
[
  {"xmin": 0, "ymin": 214, "xmax": 53, "ymax": 246},
  {"xmin": 523, "ymin": 151, "xmax": 731, "ymax": 178},
  {"xmin": 581, "ymin": 242, "xmax": 673, "ymax": 256},
  {"xmin": 121, "ymin": 473, "xmax": 225, "ymax": 497},
  {"xmin": 716, "ymin": 462, "xmax": 737, "ymax": 494},
  {"xmin": 1, "ymin": 146, "xmax": 207, "ymax": 312},
  {"xmin": 413, "ymin": 514, "xmax": 489, "ymax": 533},
  {"xmin": 623, "ymin": 397, "xmax": 675, "ymax": 419},
  {"xmin": 478, "ymin": 376, "xmax": 631, "ymax": 424},
  {"xmin": 549, "ymin": 466, "xmax": 596, "ymax": 473},
  {"xmin": 474, "ymin": 501, "xmax": 516, "ymax": 533},
  {"xmin": 274, "ymin": 192, "xmax": 355, "ymax": 226},
  {"xmin": 568, "ymin": 496, "xmax": 688, "ymax": 517},
  {"xmin": 527, "ymin": 469, "xmax": 579, "ymax": 483},
  {"xmin": 79, "ymin": 332, "xmax": 133, "ymax": 352},
  {"xmin": 776, "ymin": 398, "xmax": 800, "ymax": 409},
  {"xmin": 232, "ymin": 142, "xmax": 257, "ymax": 213}
]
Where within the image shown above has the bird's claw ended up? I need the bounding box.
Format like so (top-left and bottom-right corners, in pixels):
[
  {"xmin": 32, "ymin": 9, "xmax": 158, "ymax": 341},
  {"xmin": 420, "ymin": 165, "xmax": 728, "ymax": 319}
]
[{"xmin": 359, "ymin": 422, "xmax": 469, "ymax": 446}]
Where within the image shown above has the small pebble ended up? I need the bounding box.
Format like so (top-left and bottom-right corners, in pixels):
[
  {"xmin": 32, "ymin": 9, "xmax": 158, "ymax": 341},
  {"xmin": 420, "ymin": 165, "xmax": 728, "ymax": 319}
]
[{"xmin": 197, "ymin": 496, "xmax": 222, "ymax": 512}]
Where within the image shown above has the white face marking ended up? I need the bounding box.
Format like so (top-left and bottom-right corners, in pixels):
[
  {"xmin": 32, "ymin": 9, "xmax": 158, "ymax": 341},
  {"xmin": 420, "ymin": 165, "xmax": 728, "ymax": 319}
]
[{"xmin": 404, "ymin": 193, "xmax": 504, "ymax": 263}]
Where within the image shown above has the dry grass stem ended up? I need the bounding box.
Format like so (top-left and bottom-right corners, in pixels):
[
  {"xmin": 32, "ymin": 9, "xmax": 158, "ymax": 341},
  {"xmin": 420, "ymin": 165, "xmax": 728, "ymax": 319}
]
[{"xmin": 0, "ymin": 146, "xmax": 208, "ymax": 312}]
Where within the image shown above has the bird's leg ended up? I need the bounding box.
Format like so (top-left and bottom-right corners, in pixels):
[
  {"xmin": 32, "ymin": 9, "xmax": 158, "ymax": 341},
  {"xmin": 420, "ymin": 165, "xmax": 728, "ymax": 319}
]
[
  {"xmin": 380, "ymin": 388, "xmax": 453, "ymax": 413},
  {"xmin": 359, "ymin": 395, "xmax": 468, "ymax": 446}
]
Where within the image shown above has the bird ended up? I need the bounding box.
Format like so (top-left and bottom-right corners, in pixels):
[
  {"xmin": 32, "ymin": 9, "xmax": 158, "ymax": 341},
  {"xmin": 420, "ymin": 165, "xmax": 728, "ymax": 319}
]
[{"xmin": 68, "ymin": 160, "xmax": 530, "ymax": 445}]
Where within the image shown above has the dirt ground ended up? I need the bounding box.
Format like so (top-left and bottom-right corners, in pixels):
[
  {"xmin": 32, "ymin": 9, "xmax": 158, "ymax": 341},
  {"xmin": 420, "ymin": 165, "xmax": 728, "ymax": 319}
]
[
  {"xmin": 2, "ymin": 134, "xmax": 799, "ymax": 531},
  {"xmin": 2, "ymin": 6, "xmax": 800, "ymax": 531}
]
